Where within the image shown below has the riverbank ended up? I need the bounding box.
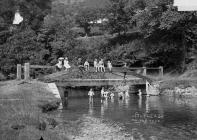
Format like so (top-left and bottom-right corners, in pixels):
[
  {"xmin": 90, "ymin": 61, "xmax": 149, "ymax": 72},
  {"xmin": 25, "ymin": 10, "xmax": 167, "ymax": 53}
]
[
  {"xmin": 0, "ymin": 80, "xmax": 139, "ymax": 140},
  {"xmin": 158, "ymin": 70, "xmax": 197, "ymax": 97},
  {"xmin": 0, "ymin": 80, "xmax": 69, "ymax": 140},
  {"xmin": 0, "ymin": 69, "xmax": 197, "ymax": 140}
]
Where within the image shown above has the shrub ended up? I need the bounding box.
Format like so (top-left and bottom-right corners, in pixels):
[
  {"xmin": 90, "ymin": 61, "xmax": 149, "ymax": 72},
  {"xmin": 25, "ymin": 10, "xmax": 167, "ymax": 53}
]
[{"xmin": 0, "ymin": 72, "xmax": 6, "ymax": 81}]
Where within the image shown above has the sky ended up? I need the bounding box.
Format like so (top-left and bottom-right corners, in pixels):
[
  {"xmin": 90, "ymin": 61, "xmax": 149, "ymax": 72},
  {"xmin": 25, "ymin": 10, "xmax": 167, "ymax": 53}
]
[{"xmin": 174, "ymin": 0, "xmax": 197, "ymax": 11}]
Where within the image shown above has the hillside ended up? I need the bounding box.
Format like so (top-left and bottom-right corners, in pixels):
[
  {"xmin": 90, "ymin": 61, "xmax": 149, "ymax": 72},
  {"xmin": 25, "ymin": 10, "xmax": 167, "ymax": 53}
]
[{"xmin": 54, "ymin": 0, "xmax": 109, "ymax": 8}]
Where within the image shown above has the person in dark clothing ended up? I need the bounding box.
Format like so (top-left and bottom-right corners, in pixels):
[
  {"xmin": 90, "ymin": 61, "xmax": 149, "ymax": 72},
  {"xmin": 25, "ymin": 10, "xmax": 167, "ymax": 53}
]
[{"xmin": 77, "ymin": 58, "xmax": 85, "ymax": 74}]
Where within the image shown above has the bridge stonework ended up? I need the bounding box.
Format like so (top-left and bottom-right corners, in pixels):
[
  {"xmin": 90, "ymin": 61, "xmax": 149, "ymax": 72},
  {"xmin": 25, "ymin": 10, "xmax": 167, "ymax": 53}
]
[{"xmin": 55, "ymin": 78, "xmax": 145, "ymax": 87}]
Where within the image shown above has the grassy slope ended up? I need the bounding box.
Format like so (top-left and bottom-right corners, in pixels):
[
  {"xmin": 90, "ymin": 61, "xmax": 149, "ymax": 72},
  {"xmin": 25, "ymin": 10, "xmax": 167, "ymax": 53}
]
[
  {"xmin": 55, "ymin": 0, "xmax": 109, "ymax": 8},
  {"xmin": 0, "ymin": 80, "xmax": 70, "ymax": 140},
  {"xmin": 158, "ymin": 70, "xmax": 197, "ymax": 93},
  {"xmin": 0, "ymin": 80, "xmax": 140, "ymax": 140}
]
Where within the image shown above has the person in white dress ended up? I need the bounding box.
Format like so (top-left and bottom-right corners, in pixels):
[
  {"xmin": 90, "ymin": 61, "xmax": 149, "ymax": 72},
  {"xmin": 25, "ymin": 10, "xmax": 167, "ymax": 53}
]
[
  {"xmin": 64, "ymin": 57, "xmax": 71, "ymax": 71},
  {"xmin": 107, "ymin": 61, "xmax": 113, "ymax": 72},
  {"xmin": 99, "ymin": 59, "xmax": 105, "ymax": 72},
  {"xmin": 84, "ymin": 60, "xmax": 90, "ymax": 71},
  {"xmin": 94, "ymin": 59, "xmax": 99, "ymax": 72},
  {"xmin": 55, "ymin": 58, "xmax": 64, "ymax": 71},
  {"xmin": 104, "ymin": 91, "xmax": 109, "ymax": 99}
]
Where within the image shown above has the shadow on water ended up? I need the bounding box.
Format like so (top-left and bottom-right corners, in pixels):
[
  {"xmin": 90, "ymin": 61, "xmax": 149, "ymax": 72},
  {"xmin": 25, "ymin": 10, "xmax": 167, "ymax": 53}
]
[{"xmin": 50, "ymin": 89, "xmax": 197, "ymax": 140}]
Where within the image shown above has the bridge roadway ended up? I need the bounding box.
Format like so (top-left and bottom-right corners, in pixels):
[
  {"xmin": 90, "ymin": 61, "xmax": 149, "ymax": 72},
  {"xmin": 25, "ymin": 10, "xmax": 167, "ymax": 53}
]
[{"xmin": 42, "ymin": 67, "xmax": 151, "ymax": 87}]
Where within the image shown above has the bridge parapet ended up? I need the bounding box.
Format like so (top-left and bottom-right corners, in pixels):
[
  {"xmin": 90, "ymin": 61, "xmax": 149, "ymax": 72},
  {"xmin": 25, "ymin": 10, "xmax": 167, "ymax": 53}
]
[{"xmin": 16, "ymin": 63, "xmax": 163, "ymax": 83}]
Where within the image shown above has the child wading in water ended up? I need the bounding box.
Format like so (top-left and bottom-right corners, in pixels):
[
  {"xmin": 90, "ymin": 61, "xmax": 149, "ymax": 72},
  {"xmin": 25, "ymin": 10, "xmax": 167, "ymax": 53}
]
[
  {"xmin": 88, "ymin": 88, "xmax": 94, "ymax": 103},
  {"xmin": 125, "ymin": 90, "xmax": 130, "ymax": 98},
  {"xmin": 110, "ymin": 92, "xmax": 115, "ymax": 99},
  {"xmin": 118, "ymin": 92, "xmax": 124, "ymax": 100},
  {"xmin": 101, "ymin": 87, "xmax": 105, "ymax": 98}
]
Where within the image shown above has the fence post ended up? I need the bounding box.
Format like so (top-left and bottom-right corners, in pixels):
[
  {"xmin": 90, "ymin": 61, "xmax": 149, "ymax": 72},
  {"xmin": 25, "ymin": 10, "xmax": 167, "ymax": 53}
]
[
  {"xmin": 159, "ymin": 66, "xmax": 163, "ymax": 78},
  {"xmin": 142, "ymin": 67, "xmax": 147, "ymax": 76},
  {"xmin": 24, "ymin": 63, "xmax": 30, "ymax": 80},
  {"xmin": 17, "ymin": 64, "xmax": 22, "ymax": 80}
]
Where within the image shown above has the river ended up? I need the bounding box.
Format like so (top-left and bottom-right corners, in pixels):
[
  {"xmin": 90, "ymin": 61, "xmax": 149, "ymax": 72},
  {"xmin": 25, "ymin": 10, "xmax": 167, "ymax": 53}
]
[{"xmin": 50, "ymin": 92, "xmax": 197, "ymax": 140}]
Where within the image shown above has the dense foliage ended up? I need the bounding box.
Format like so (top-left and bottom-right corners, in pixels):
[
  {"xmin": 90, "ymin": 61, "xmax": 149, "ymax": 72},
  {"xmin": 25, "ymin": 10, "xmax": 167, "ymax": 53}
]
[{"xmin": 0, "ymin": 0, "xmax": 197, "ymax": 79}]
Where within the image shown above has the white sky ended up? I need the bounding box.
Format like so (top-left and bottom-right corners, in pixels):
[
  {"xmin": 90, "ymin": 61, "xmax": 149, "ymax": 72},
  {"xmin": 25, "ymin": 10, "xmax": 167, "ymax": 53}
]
[
  {"xmin": 174, "ymin": 0, "xmax": 197, "ymax": 6},
  {"xmin": 174, "ymin": 0, "xmax": 197, "ymax": 11}
]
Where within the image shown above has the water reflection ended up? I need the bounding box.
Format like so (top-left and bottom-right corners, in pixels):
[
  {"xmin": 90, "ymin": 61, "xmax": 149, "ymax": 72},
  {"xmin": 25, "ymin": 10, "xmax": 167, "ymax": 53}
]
[
  {"xmin": 101, "ymin": 99, "xmax": 108, "ymax": 118},
  {"xmin": 110, "ymin": 97, "xmax": 114, "ymax": 103},
  {"xmin": 125, "ymin": 97, "xmax": 130, "ymax": 109},
  {"xmin": 138, "ymin": 96, "xmax": 142, "ymax": 109},
  {"xmin": 145, "ymin": 97, "xmax": 150, "ymax": 113},
  {"xmin": 54, "ymin": 91, "xmax": 197, "ymax": 140},
  {"xmin": 88, "ymin": 98, "xmax": 94, "ymax": 116}
]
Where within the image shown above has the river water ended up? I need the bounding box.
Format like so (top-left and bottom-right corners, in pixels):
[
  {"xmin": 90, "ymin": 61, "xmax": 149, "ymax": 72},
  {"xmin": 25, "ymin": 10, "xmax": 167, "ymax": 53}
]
[{"xmin": 51, "ymin": 92, "xmax": 197, "ymax": 140}]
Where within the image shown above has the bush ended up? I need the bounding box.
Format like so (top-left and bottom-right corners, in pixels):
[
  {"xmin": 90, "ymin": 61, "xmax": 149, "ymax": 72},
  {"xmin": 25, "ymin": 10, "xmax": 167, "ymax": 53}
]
[{"xmin": 0, "ymin": 72, "xmax": 6, "ymax": 81}]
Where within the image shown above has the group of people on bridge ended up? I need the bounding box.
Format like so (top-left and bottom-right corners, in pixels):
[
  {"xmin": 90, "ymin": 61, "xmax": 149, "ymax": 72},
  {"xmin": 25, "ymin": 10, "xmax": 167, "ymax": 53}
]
[
  {"xmin": 55, "ymin": 57, "xmax": 113, "ymax": 72},
  {"xmin": 55, "ymin": 57, "xmax": 71, "ymax": 71}
]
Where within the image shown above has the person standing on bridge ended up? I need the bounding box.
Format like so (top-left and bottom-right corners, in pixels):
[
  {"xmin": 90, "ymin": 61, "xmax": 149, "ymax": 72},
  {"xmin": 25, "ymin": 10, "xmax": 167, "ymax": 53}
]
[
  {"xmin": 88, "ymin": 88, "xmax": 94, "ymax": 103},
  {"xmin": 107, "ymin": 60, "xmax": 113, "ymax": 72},
  {"xmin": 99, "ymin": 59, "xmax": 105, "ymax": 72},
  {"xmin": 123, "ymin": 62, "xmax": 127, "ymax": 79},
  {"xmin": 84, "ymin": 60, "xmax": 90, "ymax": 71},
  {"xmin": 94, "ymin": 59, "xmax": 99, "ymax": 72},
  {"xmin": 77, "ymin": 58, "xmax": 85, "ymax": 74},
  {"xmin": 64, "ymin": 57, "xmax": 71, "ymax": 71},
  {"xmin": 55, "ymin": 57, "xmax": 64, "ymax": 71}
]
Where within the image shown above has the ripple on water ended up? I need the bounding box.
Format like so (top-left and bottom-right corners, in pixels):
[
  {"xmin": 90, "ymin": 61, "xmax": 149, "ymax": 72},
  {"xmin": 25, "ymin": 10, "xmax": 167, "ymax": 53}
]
[{"xmin": 49, "ymin": 93, "xmax": 197, "ymax": 140}]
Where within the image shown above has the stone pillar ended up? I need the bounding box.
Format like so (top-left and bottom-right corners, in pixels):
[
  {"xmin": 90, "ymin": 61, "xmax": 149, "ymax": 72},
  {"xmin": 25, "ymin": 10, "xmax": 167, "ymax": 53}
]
[
  {"xmin": 143, "ymin": 67, "xmax": 147, "ymax": 76},
  {"xmin": 16, "ymin": 64, "xmax": 22, "ymax": 80},
  {"xmin": 57, "ymin": 86, "xmax": 69, "ymax": 108},
  {"xmin": 159, "ymin": 66, "xmax": 163, "ymax": 78},
  {"xmin": 63, "ymin": 90, "xmax": 68, "ymax": 108},
  {"xmin": 64, "ymin": 91, "xmax": 68, "ymax": 106},
  {"xmin": 24, "ymin": 63, "xmax": 30, "ymax": 80}
]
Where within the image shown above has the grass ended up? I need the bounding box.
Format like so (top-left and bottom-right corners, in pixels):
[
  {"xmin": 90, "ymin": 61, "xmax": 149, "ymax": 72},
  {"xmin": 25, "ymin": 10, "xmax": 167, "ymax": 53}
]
[
  {"xmin": 0, "ymin": 72, "xmax": 6, "ymax": 81},
  {"xmin": 144, "ymin": 70, "xmax": 197, "ymax": 95},
  {"xmin": 0, "ymin": 80, "xmax": 70, "ymax": 140},
  {"xmin": 152, "ymin": 71, "xmax": 197, "ymax": 93}
]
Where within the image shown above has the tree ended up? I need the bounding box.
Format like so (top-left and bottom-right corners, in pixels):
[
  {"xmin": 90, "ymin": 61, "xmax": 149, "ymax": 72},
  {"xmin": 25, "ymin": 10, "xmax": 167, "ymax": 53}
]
[
  {"xmin": 105, "ymin": 0, "xmax": 134, "ymax": 35},
  {"xmin": 42, "ymin": 3, "xmax": 82, "ymax": 63},
  {"xmin": 0, "ymin": 0, "xmax": 52, "ymax": 77},
  {"xmin": 0, "ymin": 28, "xmax": 48, "ymax": 75},
  {"xmin": 133, "ymin": 0, "xmax": 197, "ymax": 72},
  {"xmin": 75, "ymin": 7, "xmax": 99, "ymax": 36}
]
